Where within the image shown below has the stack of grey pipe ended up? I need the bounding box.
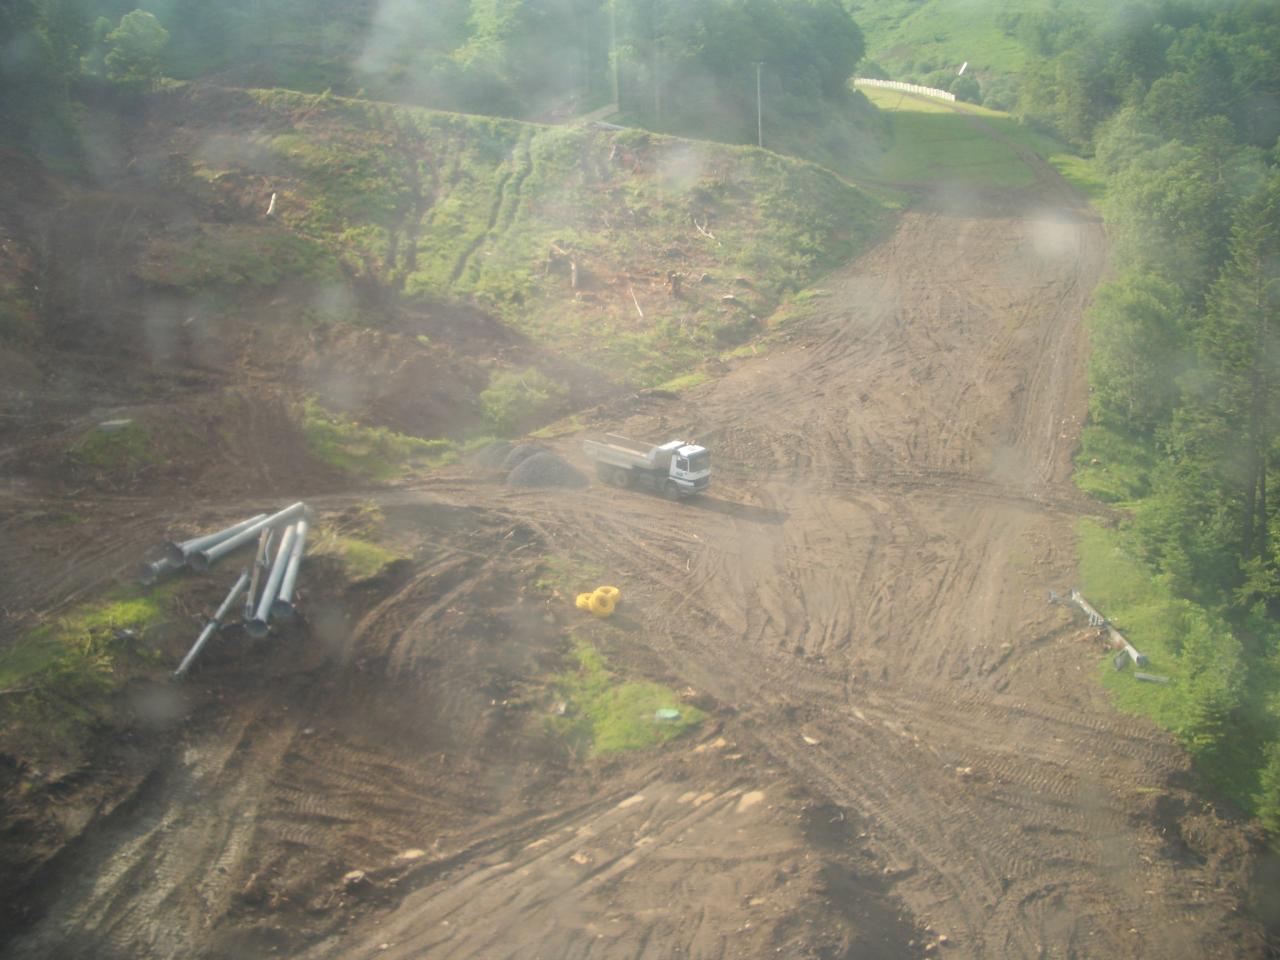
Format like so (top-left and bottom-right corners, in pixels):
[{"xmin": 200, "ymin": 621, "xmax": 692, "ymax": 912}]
[{"xmin": 140, "ymin": 502, "xmax": 312, "ymax": 678}]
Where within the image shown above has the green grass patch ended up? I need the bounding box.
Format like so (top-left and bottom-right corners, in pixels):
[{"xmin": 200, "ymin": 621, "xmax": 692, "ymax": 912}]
[
  {"xmin": 529, "ymin": 414, "xmax": 586, "ymax": 439},
  {"xmin": 790, "ymin": 287, "xmax": 831, "ymax": 305},
  {"xmin": 861, "ymin": 88, "xmax": 1036, "ymax": 187},
  {"xmin": 0, "ymin": 585, "xmax": 178, "ymax": 753},
  {"xmin": 66, "ymin": 422, "xmax": 158, "ymax": 478},
  {"xmin": 1078, "ymin": 520, "xmax": 1186, "ymax": 726},
  {"xmin": 851, "ymin": 0, "xmax": 1032, "ymax": 77},
  {"xmin": 534, "ymin": 554, "xmax": 605, "ymax": 597},
  {"xmin": 135, "ymin": 224, "xmax": 340, "ymax": 289},
  {"xmin": 861, "ymin": 87, "xmax": 960, "ymax": 116},
  {"xmin": 302, "ymin": 398, "xmax": 457, "ymax": 480},
  {"xmin": 547, "ymin": 635, "xmax": 705, "ymax": 757},
  {"xmin": 309, "ymin": 501, "xmax": 406, "ymax": 578},
  {"xmin": 1073, "ymin": 424, "xmax": 1156, "ymax": 504},
  {"xmin": 721, "ymin": 340, "xmax": 767, "ymax": 360},
  {"xmin": 654, "ymin": 371, "xmax": 710, "ymax": 393},
  {"xmin": 1047, "ymin": 154, "xmax": 1106, "ymax": 202},
  {"xmin": 862, "ymin": 90, "xmax": 1097, "ymax": 201},
  {"xmin": 314, "ymin": 535, "xmax": 405, "ymax": 579},
  {"xmin": 950, "ymin": 104, "xmax": 1105, "ymax": 201}
]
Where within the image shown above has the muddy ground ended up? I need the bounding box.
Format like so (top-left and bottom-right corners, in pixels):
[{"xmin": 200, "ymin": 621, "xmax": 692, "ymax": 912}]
[{"xmin": 3, "ymin": 108, "xmax": 1280, "ymax": 959}]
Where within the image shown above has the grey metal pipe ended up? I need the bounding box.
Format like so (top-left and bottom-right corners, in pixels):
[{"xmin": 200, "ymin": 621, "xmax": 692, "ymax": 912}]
[
  {"xmin": 245, "ymin": 523, "xmax": 298, "ymax": 638},
  {"xmin": 1070, "ymin": 589, "xmax": 1148, "ymax": 667},
  {"xmin": 244, "ymin": 527, "xmax": 274, "ymax": 620},
  {"xmin": 139, "ymin": 555, "xmax": 184, "ymax": 586},
  {"xmin": 189, "ymin": 502, "xmax": 308, "ymax": 572},
  {"xmin": 173, "ymin": 568, "xmax": 251, "ymax": 678},
  {"xmin": 165, "ymin": 514, "xmax": 268, "ymax": 564},
  {"xmin": 270, "ymin": 519, "xmax": 309, "ymax": 620}
]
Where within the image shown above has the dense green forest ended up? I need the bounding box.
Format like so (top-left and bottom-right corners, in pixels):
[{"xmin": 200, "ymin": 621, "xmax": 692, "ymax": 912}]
[{"xmin": 0, "ymin": 0, "xmax": 879, "ymax": 171}]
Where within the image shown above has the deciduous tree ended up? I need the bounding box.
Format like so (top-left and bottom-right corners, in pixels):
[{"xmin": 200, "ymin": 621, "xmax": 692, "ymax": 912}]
[{"xmin": 104, "ymin": 9, "xmax": 168, "ymax": 89}]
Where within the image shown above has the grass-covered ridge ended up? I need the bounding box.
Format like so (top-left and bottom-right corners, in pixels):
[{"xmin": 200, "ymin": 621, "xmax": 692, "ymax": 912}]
[
  {"xmin": 155, "ymin": 84, "xmax": 887, "ymax": 387},
  {"xmin": 851, "ymin": 0, "xmax": 1029, "ymax": 79}
]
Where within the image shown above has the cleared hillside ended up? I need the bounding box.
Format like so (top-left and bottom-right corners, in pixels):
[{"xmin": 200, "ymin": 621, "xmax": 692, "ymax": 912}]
[{"xmin": 138, "ymin": 84, "xmax": 887, "ymax": 385}]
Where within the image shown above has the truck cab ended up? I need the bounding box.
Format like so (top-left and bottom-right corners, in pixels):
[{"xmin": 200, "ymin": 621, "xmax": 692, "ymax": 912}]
[{"xmin": 662, "ymin": 441, "xmax": 711, "ymax": 494}]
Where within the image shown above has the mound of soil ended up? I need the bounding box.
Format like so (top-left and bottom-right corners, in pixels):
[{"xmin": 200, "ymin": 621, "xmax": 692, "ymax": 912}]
[
  {"xmin": 505, "ymin": 452, "xmax": 587, "ymax": 488},
  {"xmin": 500, "ymin": 444, "xmax": 546, "ymax": 472}
]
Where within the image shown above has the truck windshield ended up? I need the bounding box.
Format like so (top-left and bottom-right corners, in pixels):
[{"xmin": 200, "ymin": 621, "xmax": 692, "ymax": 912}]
[{"xmin": 689, "ymin": 450, "xmax": 709, "ymax": 472}]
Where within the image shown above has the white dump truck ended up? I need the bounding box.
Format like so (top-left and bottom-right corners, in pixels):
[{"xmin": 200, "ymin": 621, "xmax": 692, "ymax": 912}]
[{"xmin": 582, "ymin": 434, "xmax": 711, "ymax": 499}]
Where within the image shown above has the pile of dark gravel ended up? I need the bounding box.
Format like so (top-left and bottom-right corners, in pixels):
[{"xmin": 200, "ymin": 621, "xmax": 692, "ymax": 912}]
[{"xmin": 506, "ymin": 451, "xmax": 587, "ymax": 488}]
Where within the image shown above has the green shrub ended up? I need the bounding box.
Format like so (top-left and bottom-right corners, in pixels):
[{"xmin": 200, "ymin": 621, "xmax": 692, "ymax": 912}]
[
  {"xmin": 302, "ymin": 398, "xmax": 456, "ymax": 479},
  {"xmin": 479, "ymin": 368, "xmax": 565, "ymax": 435}
]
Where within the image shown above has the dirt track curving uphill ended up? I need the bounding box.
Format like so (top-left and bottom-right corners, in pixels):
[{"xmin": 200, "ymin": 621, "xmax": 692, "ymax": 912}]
[{"xmin": 3, "ymin": 123, "xmax": 1272, "ymax": 959}]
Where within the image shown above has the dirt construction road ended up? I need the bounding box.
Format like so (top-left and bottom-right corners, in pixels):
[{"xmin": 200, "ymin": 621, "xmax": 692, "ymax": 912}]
[{"xmin": 5, "ymin": 152, "xmax": 1271, "ymax": 957}]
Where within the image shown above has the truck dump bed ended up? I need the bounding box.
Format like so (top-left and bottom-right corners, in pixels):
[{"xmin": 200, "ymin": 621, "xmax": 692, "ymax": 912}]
[
  {"xmin": 596, "ymin": 434, "xmax": 655, "ymax": 457},
  {"xmin": 582, "ymin": 435, "xmax": 663, "ymax": 470}
]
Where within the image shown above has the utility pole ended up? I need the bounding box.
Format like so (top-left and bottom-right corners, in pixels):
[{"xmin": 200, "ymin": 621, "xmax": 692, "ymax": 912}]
[
  {"xmin": 610, "ymin": 0, "xmax": 619, "ymax": 108},
  {"xmin": 653, "ymin": 44, "xmax": 661, "ymax": 125},
  {"xmin": 755, "ymin": 62, "xmax": 764, "ymax": 148}
]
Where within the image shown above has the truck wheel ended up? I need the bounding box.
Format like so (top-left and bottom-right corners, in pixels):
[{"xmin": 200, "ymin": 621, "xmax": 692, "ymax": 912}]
[{"xmin": 663, "ymin": 480, "xmax": 682, "ymax": 501}]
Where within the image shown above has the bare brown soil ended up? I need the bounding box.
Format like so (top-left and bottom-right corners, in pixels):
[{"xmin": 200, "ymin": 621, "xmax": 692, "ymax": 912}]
[{"xmin": 2, "ymin": 114, "xmax": 1278, "ymax": 960}]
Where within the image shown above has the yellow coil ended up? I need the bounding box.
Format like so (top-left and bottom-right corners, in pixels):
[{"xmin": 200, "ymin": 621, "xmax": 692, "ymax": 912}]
[
  {"xmin": 594, "ymin": 585, "xmax": 620, "ymax": 602},
  {"xmin": 575, "ymin": 592, "xmax": 595, "ymax": 611},
  {"xmin": 589, "ymin": 592, "xmax": 616, "ymax": 617}
]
